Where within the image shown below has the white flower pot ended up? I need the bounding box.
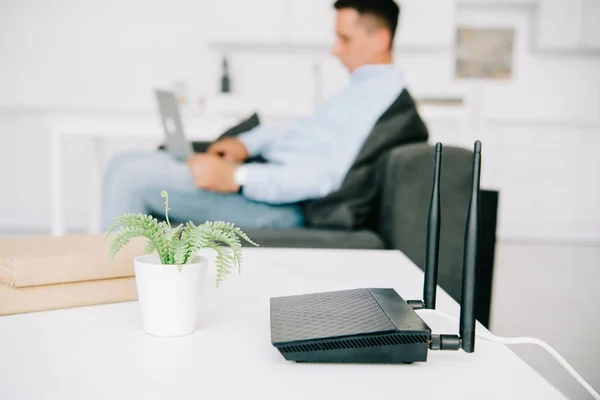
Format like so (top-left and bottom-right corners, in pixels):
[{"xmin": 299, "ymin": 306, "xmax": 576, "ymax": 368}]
[{"xmin": 133, "ymin": 254, "xmax": 208, "ymax": 337}]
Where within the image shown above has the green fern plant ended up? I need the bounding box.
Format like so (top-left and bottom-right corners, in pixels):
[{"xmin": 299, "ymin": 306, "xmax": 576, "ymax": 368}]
[{"xmin": 105, "ymin": 190, "xmax": 258, "ymax": 288}]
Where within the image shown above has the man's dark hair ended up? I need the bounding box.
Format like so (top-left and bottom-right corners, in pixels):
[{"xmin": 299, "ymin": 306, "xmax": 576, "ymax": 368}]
[{"xmin": 333, "ymin": 0, "xmax": 400, "ymax": 47}]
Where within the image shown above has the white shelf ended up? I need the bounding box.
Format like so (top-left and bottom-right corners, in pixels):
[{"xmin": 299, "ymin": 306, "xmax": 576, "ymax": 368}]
[
  {"xmin": 396, "ymin": 0, "xmax": 457, "ymax": 48},
  {"xmin": 207, "ymin": 41, "xmax": 450, "ymax": 55},
  {"xmin": 207, "ymin": 0, "xmax": 456, "ymax": 52},
  {"xmin": 536, "ymin": 0, "xmax": 584, "ymax": 51},
  {"xmin": 459, "ymin": 0, "xmax": 600, "ymax": 53},
  {"xmin": 533, "ymin": 0, "xmax": 600, "ymax": 52}
]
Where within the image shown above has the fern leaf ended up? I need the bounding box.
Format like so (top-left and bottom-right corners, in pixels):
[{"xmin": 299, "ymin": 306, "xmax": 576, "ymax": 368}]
[
  {"xmin": 233, "ymin": 227, "xmax": 259, "ymax": 247},
  {"xmin": 105, "ymin": 213, "xmax": 170, "ymax": 264},
  {"xmin": 193, "ymin": 221, "xmax": 257, "ymax": 276},
  {"xmin": 198, "ymin": 221, "xmax": 258, "ymax": 247},
  {"xmin": 209, "ymin": 243, "xmax": 235, "ymax": 288},
  {"xmin": 162, "ymin": 222, "xmax": 186, "ymax": 265},
  {"xmin": 204, "ymin": 229, "xmax": 242, "ymax": 275},
  {"xmin": 143, "ymin": 239, "xmax": 156, "ymax": 255},
  {"xmin": 161, "ymin": 222, "xmax": 182, "ymax": 241},
  {"xmin": 180, "ymin": 222, "xmax": 203, "ymax": 264}
]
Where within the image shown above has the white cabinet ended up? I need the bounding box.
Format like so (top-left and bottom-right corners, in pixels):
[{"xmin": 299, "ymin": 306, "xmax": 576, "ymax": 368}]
[
  {"xmin": 204, "ymin": 0, "xmax": 285, "ymax": 44},
  {"xmin": 581, "ymin": 0, "xmax": 600, "ymax": 48},
  {"xmin": 284, "ymin": 0, "xmax": 336, "ymax": 44},
  {"xmin": 395, "ymin": 0, "xmax": 456, "ymax": 48},
  {"xmin": 536, "ymin": 0, "xmax": 584, "ymax": 50},
  {"xmin": 536, "ymin": 0, "xmax": 600, "ymax": 50}
]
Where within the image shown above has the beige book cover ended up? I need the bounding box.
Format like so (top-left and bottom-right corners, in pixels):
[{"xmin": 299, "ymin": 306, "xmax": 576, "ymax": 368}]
[
  {"xmin": 0, "ymin": 276, "xmax": 138, "ymax": 316},
  {"xmin": 0, "ymin": 234, "xmax": 147, "ymax": 288}
]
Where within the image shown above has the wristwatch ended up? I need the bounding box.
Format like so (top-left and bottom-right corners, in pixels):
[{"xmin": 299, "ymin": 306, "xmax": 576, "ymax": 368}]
[{"xmin": 234, "ymin": 166, "xmax": 247, "ymax": 193}]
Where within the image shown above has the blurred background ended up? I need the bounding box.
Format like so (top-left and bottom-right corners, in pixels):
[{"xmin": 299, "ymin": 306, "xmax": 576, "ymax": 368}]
[{"xmin": 0, "ymin": 0, "xmax": 599, "ymax": 398}]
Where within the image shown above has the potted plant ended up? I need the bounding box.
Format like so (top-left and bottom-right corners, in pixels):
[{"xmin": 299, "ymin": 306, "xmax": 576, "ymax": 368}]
[{"xmin": 105, "ymin": 190, "xmax": 257, "ymax": 337}]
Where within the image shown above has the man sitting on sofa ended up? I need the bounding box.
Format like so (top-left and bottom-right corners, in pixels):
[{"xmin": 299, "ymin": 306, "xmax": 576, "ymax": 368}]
[{"xmin": 102, "ymin": 0, "xmax": 418, "ymax": 230}]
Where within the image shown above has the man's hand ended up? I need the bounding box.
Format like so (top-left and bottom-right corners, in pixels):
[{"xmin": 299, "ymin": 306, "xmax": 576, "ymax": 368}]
[
  {"xmin": 187, "ymin": 153, "xmax": 240, "ymax": 193},
  {"xmin": 207, "ymin": 138, "xmax": 250, "ymax": 163}
]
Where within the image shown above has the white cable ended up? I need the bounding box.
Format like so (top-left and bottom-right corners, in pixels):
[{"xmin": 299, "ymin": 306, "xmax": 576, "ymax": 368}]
[{"xmin": 417, "ymin": 309, "xmax": 600, "ymax": 400}]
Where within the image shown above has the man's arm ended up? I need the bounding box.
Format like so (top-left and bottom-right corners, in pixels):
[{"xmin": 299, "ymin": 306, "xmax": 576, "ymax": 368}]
[
  {"xmin": 235, "ymin": 162, "xmax": 339, "ymax": 204},
  {"xmin": 186, "ymin": 154, "xmax": 336, "ymax": 203},
  {"xmin": 207, "ymin": 124, "xmax": 278, "ymax": 162},
  {"xmin": 236, "ymin": 125, "xmax": 276, "ymax": 157}
]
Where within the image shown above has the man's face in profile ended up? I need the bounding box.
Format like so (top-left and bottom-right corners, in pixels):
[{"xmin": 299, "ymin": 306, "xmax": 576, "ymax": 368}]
[{"xmin": 331, "ymin": 8, "xmax": 388, "ymax": 73}]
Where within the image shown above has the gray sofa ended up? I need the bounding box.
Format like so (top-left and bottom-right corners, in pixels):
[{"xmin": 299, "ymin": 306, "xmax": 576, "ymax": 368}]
[{"xmin": 238, "ymin": 142, "xmax": 499, "ymax": 328}]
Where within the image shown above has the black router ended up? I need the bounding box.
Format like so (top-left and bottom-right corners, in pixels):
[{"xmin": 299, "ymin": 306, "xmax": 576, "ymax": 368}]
[{"xmin": 270, "ymin": 141, "xmax": 482, "ymax": 364}]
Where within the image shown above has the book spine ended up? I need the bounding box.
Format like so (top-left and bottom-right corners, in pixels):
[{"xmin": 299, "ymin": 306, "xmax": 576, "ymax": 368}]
[
  {"xmin": 0, "ymin": 258, "xmax": 16, "ymax": 287},
  {"xmin": 0, "ymin": 277, "xmax": 138, "ymax": 316}
]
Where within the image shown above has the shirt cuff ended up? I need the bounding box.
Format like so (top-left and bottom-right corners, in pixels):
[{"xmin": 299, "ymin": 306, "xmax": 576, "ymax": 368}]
[{"xmin": 234, "ymin": 165, "xmax": 248, "ymax": 186}]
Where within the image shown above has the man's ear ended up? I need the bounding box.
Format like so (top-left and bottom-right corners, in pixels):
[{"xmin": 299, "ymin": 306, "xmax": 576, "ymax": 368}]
[{"xmin": 374, "ymin": 28, "xmax": 393, "ymax": 52}]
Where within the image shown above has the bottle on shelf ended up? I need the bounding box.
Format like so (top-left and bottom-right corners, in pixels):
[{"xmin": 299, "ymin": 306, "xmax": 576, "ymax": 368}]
[{"xmin": 221, "ymin": 56, "xmax": 231, "ymax": 94}]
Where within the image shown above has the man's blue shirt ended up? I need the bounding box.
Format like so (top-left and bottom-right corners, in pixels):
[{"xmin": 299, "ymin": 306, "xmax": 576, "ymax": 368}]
[{"xmin": 236, "ymin": 63, "xmax": 407, "ymax": 204}]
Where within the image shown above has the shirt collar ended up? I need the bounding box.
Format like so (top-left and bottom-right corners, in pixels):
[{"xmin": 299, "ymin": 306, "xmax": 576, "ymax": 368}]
[{"xmin": 350, "ymin": 63, "xmax": 397, "ymax": 84}]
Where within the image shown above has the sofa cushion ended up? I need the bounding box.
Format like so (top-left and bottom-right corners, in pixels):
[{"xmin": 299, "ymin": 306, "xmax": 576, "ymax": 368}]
[
  {"xmin": 300, "ymin": 89, "xmax": 429, "ymax": 231},
  {"xmin": 238, "ymin": 228, "xmax": 385, "ymax": 249}
]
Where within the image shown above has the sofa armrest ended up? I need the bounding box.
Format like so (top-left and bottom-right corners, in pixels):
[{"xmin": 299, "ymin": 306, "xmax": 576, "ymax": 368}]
[{"xmin": 378, "ymin": 143, "xmax": 497, "ymax": 322}]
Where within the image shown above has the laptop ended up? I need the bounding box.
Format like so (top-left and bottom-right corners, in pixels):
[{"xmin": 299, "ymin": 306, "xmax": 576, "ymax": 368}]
[{"xmin": 155, "ymin": 89, "xmax": 194, "ymax": 161}]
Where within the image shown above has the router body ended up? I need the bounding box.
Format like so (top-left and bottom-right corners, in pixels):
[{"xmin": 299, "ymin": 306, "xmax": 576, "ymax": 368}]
[
  {"xmin": 270, "ymin": 141, "xmax": 482, "ymax": 364},
  {"xmin": 270, "ymin": 288, "xmax": 431, "ymax": 363}
]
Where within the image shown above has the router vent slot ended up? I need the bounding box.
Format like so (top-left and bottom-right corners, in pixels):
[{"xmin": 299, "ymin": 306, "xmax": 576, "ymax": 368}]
[{"xmin": 279, "ymin": 334, "xmax": 428, "ymax": 354}]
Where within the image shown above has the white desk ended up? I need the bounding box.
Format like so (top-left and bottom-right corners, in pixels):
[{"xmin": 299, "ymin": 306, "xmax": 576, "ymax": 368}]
[
  {"xmin": 0, "ymin": 248, "xmax": 566, "ymax": 399},
  {"xmin": 47, "ymin": 113, "xmax": 239, "ymax": 236}
]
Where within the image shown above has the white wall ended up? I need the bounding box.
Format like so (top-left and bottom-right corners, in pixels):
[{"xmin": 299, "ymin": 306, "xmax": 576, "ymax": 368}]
[
  {"xmin": 491, "ymin": 242, "xmax": 600, "ymax": 399},
  {"xmin": 0, "ymin": 0, "xmax": 599, "ymax": 241},
  {"xmin": 0, "ymin": 0, "xmax": 211, "ymax": 111},
  {"xmin": 0, "ymin": 0, "xmax": 212, "ymax": 230}
]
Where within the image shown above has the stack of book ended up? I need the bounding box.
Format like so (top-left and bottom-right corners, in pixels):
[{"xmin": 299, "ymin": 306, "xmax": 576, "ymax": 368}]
[{"xmin": 0, "ymin": 234, "xmax": 146, "ymax": 316}]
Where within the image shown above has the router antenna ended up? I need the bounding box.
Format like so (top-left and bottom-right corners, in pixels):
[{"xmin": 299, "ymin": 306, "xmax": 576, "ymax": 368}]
[
  {"xmin": 423, "ymin": 143, "xmax": 442, "ymax": 309},
  {"xmin": 459, "ymin": 140, "xmax": 482, "ymax": 353}
]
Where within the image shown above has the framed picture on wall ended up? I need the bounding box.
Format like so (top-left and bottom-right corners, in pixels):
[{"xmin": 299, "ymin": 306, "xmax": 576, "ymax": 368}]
[{"xmin": 455, "ymin": 27, "xmax": 515, "ymax": 80}]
